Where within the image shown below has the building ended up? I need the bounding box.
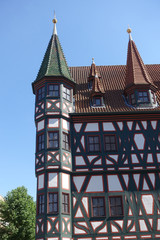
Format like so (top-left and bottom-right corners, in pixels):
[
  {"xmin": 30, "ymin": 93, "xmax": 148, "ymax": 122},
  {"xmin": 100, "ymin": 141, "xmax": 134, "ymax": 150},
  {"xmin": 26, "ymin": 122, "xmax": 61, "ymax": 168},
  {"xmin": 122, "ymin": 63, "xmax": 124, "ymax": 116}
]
[{"xmin": 32, "ymin": 17, "xmax": 160, "ymax": 240}]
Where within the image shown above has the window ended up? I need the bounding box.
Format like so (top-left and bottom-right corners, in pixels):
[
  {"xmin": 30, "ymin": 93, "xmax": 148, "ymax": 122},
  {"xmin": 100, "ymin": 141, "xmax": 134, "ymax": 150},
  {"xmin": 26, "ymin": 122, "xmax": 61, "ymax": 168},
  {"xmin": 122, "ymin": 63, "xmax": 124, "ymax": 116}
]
[
  {"xmin": 62, "ymin": 132, "xmax": 70, "ymax": 151},
  {"xmin": 151, "ymin": 92, "xmax": 156, "ymax": 104},
  {"xmin": 109, "ymin": 196, "xmax": 123, "ymax": 217},
  {"xmin": 138, "ymin": 91, "xmax": 149, "ymax": 103},
  {"xmin": 38, "ymin": 194, "xmax": 44, "ymax": 214},
  {"xmin": 88, "ymin": 80, "xmax": 93, "ymax": 90},
  {"xmin": 37, "ymin": 86, "xmax": 45, "ymax": 101},
  {"xmin": 48, "ymin": 84, "xmax": 59, "ymax": 97},
  {"xmin": 130, "ymin": 93, "xmax": 136, "ymax": 104},
  {"xmin": 63, "ymin": 86, "xmax": 71, "ymax": 101},
  {"xmin": 104, "ymin": 135, "xmax": 117, "ymax": 151},
  {"xmin": 62, "ymin": 193, "xmax": 69, "ymax": 214},
  {"xmin": 48, "ymin": 132, "xmax": 59, "ymax": 149},
  {"xmin": 88, "ymin": 136, "xmax": 100, "ymax": 152},
  {"xmin": 48, "ymin": 193, "xmax": 58, "ymax": 214},
  {"xmin": 93, "ymin": 97, "xmax": 102, "ymax": 106},
  {"xmin": 92, "ymin": 197, "xmax": 105, "ymax": 217},
  {"xmin": 37, "ymin": 133, "xmax": 45, "ymax": 151}
]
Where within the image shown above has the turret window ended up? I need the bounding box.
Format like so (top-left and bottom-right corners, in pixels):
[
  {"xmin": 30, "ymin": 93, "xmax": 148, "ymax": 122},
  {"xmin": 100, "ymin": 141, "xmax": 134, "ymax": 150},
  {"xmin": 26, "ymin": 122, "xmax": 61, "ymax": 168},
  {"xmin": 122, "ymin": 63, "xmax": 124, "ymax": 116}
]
[
  {"xmin": 37, "ymin": 86, "xmax": 45, "ymax": 101},
  {"xmin": 138, "ymin": 91, "xmax": 149, "ymax": 103},
  {"xmin": 48, "ymin": 132, "xmax": 59, "ymax": 149},
  {"xmin": 37, "ymin": 133, "xmax": 45, "ymax": 151},
  {"xmin": 38, "ymin": 194, "xmax": 45, "ymax": 214},
  {"xmin": 62, "ymin": 193, "xmax": 70, "ymax": 214},
  {"xmin": 48, "ymin": 84, "xmax": 59, "ymax": 97},
  {"xmin": 62, "ymin": 132, "xmax": 70, "ymax": 151},
  {"xmin": 48, "ymin": 192, "xmax": 58, "ymax": 214},
  {"xmin": 63, "ymin": 86, "xmax": 71, "ymax": 101}
]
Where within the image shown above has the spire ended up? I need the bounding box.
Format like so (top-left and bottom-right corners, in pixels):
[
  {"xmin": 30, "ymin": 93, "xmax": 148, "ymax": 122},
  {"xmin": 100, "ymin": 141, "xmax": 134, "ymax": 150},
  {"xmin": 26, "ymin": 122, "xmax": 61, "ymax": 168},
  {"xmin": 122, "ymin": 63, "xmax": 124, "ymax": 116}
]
[
  {"xmin": 52, "ymin": 11, "xmax": 57, "ymax": 35},
  {"xmin": 125, "ymin": 27, "xmax": 154, "ymax": 89},
  {"xmin": 34, "ymin": 15, "xmax": 73, "ymax": 83},
  {"xmin": 89, "ymin": 58, "xmax": 101, "ymax": 79},
  {"xmin": 88, "ymin": 59, "xmax": 104, "ymax": 96}
]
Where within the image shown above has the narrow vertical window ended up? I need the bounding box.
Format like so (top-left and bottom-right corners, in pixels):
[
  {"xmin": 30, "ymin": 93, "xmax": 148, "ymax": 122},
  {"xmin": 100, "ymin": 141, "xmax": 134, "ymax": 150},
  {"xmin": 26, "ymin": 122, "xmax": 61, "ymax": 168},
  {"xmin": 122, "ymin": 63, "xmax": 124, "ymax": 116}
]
[
  {"xmin": 62, "ymin": 132, "xmax": 70, "ymax": 151},
  {"xmin": 63, "ymin": 86, "xmax": 71, "ymax": 101},
  {"xmin": 88, "ymin": 80, "xmax": 93, "ymax": 90},
  {"xmin": 151, "ymin": 92, "xmax": 156, "ymax": 104},
  {"xmin": 130, "ymin": 93, "xmax": 136, "ymax": 105},
  {"xmin": 37, "ymin": 133, "xmax": 45, "ymax": 151},
  {"xmin": 38, "ymin": 86, "xmax": 45, "ymax": 101},
  {"xmin": 48, "ymin": 193, "xmax": 58, "ymax": 214},
  {"xmin": 92, "ymin": 197, "xmax": 105, "ymax": 217},
  {"xmin": 88, "ymin": 136, "xmax": 100, "ymax": 152},
  {"xmin": 48, "ymin": 132, "xmax": 59, "ymax": 148},
  {"xmin": 62, "ymin": 193, "xmax": 69, "ymax": 214},
  {"xmin": 38, "ymin": 194, "xmax": 45, "ymax": 214}
]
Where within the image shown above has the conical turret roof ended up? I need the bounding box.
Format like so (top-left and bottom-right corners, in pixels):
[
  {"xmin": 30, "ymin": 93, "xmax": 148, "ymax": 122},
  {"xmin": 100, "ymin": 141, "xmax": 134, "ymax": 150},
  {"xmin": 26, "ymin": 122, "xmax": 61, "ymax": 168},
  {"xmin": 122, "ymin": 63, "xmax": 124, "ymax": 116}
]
[
  {"xmin": 34, "ymin": 22, "xmax": 73, "ymax": 83},
  {"xmin": 125, "ymin": 37, "xmax": 154, "ymax": 88}
]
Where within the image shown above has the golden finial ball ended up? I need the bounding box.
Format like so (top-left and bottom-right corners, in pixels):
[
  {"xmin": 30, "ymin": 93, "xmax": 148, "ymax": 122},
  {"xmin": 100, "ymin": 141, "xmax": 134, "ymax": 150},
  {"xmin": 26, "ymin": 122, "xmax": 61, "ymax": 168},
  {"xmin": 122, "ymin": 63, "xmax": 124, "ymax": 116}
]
[
  {"xmin": 127, "ymin": 27, "xmax": 131, "ymax": 34},
  {"xmin": 52, "ymin": 18, "xmax": 57, "ymax": 24}
]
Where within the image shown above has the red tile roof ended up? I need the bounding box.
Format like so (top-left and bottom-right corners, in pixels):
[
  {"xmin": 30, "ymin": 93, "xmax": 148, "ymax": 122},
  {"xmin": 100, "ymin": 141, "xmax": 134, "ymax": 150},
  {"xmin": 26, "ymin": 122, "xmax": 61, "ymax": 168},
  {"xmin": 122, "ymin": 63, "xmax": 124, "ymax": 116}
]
[
  {"xmin": 125, "ymin": 40, "xmax": 153, "ymax": 88},
  {"xmin": 89, "ymin": 62, "xmax": 105, "ymax": 96},
  {"xmin": 70, "ymin": 64, "xmax": 160, "ymax": 113}
]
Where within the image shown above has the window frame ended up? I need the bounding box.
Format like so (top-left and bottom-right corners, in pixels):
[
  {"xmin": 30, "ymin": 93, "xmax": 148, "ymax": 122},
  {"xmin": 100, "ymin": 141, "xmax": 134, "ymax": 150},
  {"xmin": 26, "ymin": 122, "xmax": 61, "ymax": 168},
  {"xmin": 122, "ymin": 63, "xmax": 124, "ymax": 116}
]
[
  {"xmin": 47, "ymin": 131, "xmax": 59, "ymax": 149},
  {"xmin": 93, "ymin": 97, "xmax": 103, "ymax": 107},
  {"xmin": 151, "ymin": 91, "xmax": 156, "ymax": 104},
  {"xmin": 104, "ymin": 135, "xmax": 117, "ymax": 152},
  {"xmin": 62, "ymin": 193, "xmax": 70, "ymax": 214},
  {"xmin": 91, "ymin": 196, "xmax": 105, "ymax": 217},
  {"xmin": 88, "ymin": 135, "xmax": 100, "ymax": 152},
  {"xmin": 62, "ymin": 132, "xmax": 70, "ymax": 151},
  {"xmin": 47, "ymin": 84, "xmax": 59, "ymax": 97},
  {"xmin": 109, "ymin": 196, "xmax": 123, "ymax": 217},
  {"xmin": 37, "ymin": 133, "xmax": 45, "ymax": 152},
  {"xmin": 63, "ymin": 86, "xmax": 71, "ymax": 102},
  {"xmin": 48, "ymin": 192, "xmax": 58, "ymax": 214},
  {"xmin": 138, "ymin": 91, "xmax": 149, "ymax": 103},
  {"xmin": 130, "ymin": 93, "xmax": 136, "ymax": 105},
  {"xmin": 37, "ymin": 86, "xmax": 45, "ymax": 101},
  {"xmin": 37, "ymin": 194, "xmax": 45, "ymax": 215},
  {"xmin": 88, "ymin": 80, "xmax": 93, "ymax": 90}
]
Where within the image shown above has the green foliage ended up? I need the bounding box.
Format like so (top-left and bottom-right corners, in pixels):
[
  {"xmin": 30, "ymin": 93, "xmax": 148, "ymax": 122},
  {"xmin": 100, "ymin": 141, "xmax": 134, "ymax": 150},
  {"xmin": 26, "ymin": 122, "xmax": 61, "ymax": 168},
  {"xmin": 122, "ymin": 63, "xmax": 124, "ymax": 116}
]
[{"xmin": 0, "ymin": 186, "xmax": 36, "ymax": 240}]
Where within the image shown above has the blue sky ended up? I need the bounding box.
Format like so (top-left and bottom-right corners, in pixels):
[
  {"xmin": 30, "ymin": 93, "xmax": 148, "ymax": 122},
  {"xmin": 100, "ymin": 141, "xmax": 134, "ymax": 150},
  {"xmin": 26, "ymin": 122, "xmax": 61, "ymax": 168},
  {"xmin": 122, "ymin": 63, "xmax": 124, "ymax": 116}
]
[{"xmin": 0, "ymin": 0, "xmax": 160, "ymax": 200}]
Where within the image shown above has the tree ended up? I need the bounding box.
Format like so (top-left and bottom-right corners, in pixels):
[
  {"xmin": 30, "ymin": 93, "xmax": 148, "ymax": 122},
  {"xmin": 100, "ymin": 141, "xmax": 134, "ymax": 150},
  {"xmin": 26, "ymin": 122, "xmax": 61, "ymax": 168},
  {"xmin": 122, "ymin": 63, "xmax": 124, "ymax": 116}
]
[{"xmin": 0, "ymin": 186, "xmax": 36, "ymax": 240}]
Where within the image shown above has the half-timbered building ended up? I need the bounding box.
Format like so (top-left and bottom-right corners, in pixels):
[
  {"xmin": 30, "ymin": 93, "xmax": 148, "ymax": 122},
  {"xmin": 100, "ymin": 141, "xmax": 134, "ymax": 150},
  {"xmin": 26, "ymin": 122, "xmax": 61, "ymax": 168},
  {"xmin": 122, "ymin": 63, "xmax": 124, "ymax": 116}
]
[{"xmin": 32, "ymin": 17, "xmax": 160, "ymax": 240}]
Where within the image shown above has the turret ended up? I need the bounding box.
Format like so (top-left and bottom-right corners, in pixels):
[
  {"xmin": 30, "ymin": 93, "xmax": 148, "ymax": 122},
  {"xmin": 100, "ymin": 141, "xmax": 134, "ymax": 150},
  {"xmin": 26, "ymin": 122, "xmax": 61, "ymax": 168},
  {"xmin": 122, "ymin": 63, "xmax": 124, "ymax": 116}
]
[
  {"xmin": 32, "ymin": 15, "xmax": 75, "ymax": 240},
  {"xmin": 124, "ymin": 27, "xmax": 158, "ymax": 108}
]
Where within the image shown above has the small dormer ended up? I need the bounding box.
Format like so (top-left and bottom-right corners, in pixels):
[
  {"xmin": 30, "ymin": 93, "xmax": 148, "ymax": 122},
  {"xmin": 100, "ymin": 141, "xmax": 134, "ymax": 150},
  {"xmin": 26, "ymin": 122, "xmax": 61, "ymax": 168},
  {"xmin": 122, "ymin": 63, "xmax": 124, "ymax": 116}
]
[
  {"xmin": 124, "ymin": 28, "xmax": 158, "ymax": 109},
  {"xmin": 88, "ymin": 59, "xmax": 105, "ymax": 107}
]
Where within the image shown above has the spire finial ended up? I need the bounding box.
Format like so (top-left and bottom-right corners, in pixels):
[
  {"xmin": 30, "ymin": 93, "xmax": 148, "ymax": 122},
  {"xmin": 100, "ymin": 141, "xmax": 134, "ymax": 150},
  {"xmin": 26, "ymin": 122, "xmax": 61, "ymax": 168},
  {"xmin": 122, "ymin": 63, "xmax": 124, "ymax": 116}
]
[
  {"xmin": 52, "ymin": 11, "xmax": 57, "ymax": 35},
  {"xmin": 92, "ymin": 58, "xmax": 95, "ymax": 64},
  {"xmin": 127, "ymin": 25, "xmax": 132, "ymax": 40}
]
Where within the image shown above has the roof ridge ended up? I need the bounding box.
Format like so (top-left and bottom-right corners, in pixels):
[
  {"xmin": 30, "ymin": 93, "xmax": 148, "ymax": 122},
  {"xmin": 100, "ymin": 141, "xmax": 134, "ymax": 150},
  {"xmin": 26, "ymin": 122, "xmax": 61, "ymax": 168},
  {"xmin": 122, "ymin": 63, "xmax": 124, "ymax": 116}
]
[
  {"xmin": 46, "ymin": 35, "xmax": 54, "ymax": 75},
  {"xmin": 56, "ymin": 35, "xmax": 72, "ymax": 79}
]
